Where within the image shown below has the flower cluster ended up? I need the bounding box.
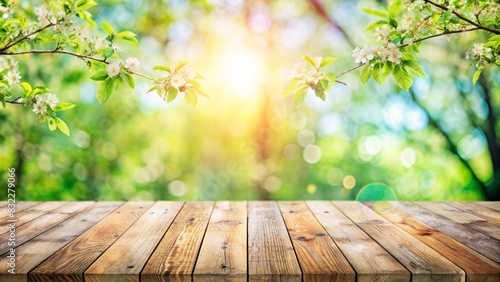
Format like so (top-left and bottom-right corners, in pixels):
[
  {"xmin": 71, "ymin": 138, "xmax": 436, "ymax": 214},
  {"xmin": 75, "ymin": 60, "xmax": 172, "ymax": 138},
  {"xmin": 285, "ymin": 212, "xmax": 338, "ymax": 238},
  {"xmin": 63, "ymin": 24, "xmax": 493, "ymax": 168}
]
[
  {"xmin": 165, "ymin": 67, "xmax": 196, "ymax": 94},
  {"xmin": 31, "ymin": 93, "xmax": 59, "ymax": 117},
  {"xmin": 34, "ymin": 6, "xmax": 59, "ymax": 27},
  {"xmin": 352, "ymin": 43, "xmax": 403, "ymax": 65},
  {"xmin": 1, "ymin": 59, "xmax": 21, "ymax": 86},
  {"xmin": 466, "ymin": 43, "xmax": 494, "ymax": 68},
  {"xmin": 106, "ymin": 57, "xmax": 141, "ymax": 77},
  {"xmin": 289, "ymin": 57, "xmax": 325, "ymax": 89}
]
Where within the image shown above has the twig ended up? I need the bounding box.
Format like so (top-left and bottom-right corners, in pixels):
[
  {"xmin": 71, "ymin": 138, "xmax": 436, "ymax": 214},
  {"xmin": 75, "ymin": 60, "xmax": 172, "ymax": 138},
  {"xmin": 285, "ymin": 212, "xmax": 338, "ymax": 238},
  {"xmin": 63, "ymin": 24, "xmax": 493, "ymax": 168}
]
[
  {"xmin": 5, "ymin": 97, "xmax": 23, "ymax": 104},
  {"xmin": 0, "ymin": 23, "xmax": 55, "ymax": 52},
  {"xmin": 423, "ymin": 0, "xmax": 500, "ymax": 34}
]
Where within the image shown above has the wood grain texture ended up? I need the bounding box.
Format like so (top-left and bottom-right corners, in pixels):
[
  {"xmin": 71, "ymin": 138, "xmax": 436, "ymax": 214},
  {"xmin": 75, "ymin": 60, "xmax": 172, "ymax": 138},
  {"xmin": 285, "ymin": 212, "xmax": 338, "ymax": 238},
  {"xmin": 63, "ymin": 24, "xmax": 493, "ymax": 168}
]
[
  {"xmin": 30, "ymin": 201, "xmax": 153, "ymax": 282},
  {"xmin": 0, "ymin": 201, "xmax": 93, "ymax": 255},
  {"xmin": 473, "ymin": 202, "xmax": 500, "ymax": 212},
  {"xmin": 278, "ymin": 201, "xmax": 355, "ymax": 282},
  {"xmin": 248, "ymin": 201, "xmax": 302, "ymax": 282},
  {"xmin": 447, "ymin": 202, "xmax": 500, "ymax": 224},
  {"xmin": 397, "ymin": 202, "xmax": 500, "ymax": 263},
  {"xmin": 193, "ymin": 201, "xmax": 247, "ymax": 282},
  {"xmin": 307, "ymin": 201, "xmax": 410, "ymax": 282},
  {"xmin": 0, "ymin": 202, "xmax": 40, "ymax": 222},
  {"xmin": 0, "ymin": 201, "xmax": 68, "ymax": 235},
  {"xmin": 85, "ymin": 201, "xmax": 184, "ymax": 282},
  {"xmin": 142, "ymin": 201, "xmax": 214, "ymax": 282},
  {"xmin": 0, "ymin": 202, "xmax": 122, "ymax": 282},
  {"xmin": 333, "ymin": 201, "xmax": 465, "ymax": 282},
  {"xmin": 365, "ymin": 202, "xmax": 500, "ymax": 282},
  {"xmin": 416, "ymin": 202, "xmax": 500, "ymax": 240}
]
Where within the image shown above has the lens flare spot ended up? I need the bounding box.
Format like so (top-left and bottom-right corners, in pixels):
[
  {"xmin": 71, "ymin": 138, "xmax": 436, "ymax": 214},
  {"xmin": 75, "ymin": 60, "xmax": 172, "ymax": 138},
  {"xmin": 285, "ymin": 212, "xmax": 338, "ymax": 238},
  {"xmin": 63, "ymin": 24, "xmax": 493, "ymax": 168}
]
[{"xmin": 356, "ymin": 183, "xmax": 397, "ymax": 211}]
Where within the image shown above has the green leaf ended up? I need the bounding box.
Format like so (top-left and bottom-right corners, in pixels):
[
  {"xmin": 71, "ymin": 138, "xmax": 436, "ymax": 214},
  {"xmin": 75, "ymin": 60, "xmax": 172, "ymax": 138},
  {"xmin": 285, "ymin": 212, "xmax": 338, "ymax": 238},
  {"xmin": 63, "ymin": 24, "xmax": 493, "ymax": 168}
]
[
  {"xmin": 101, "ymin": 47, "xmax": 114, "ymax": 59},
  {"xmin": 117, "ymin": 31, "xmax": 138, "ymax": 45},
  {"xmin": 388, "ymin": 17, "xmax": 398, "ymax": 28},
  {"xmin": 393, "ymin": 64, "xmax": 413, "ymax": 91},
  {"xmin": 120, "ymin": 72, "xmax": 135, "ymax": 89},
  {"xmin": 284, "ymin": 82, "xmax": 300, "ymax": 97},
  {"xmin": 20, "ymin": 82, "xmax": 32, "ymax": 95},
  {"xmin": 96, "ymin": 78, "xmax": 115, "ymax": 104},
  {"xmin": 53, "ymin": 103, "xmax": 75, "ymax": 111},
  {"xmin": 55, "ymin": 117, "xmax": 70, "ymax": 136},
  {"xmin": 101, "ymin": 21, "xmax": 116, "ymax": 35},
  {"xmin": 360, "ymin": 65, "xmax": 372, "ymax": 84},
  {"xmin": 175, "ymin": 60, "xmax": 189, "ymax": 71},
  {"xmin": 76, "ymin": 11, "xmax": 96, "ymax": 27},
  {"xmin": 472, "ymin": 67, "xmax": 483, "ymax": 85},
  {"xmin": 48, "ymin": 117, "xmax": 57, "ymax": 131},
  {"xmin": 294, "ymin": 87, "xmax": 308, "ymax": 106},
  {"xmin": 325, "ymin": 73, "xmax": 336, "ymax": 85},
  {"xmin": 147, "ymin": 84, "xmax": 158, "ymax": 93},
  {"xmin": 320, "ymin": 57, "xmax": 337, "ymax": 68},
  {"xmin": 388, "ymin": 0, "xmax": 402, "ymax": 16},
  {"xmin": 32, "ymin": 86, "xmax": 51, "ymax": 95},
  {"xmin": 403, "ymin": 61, "xmax": 426, "ymax": 78},
  {"xmin": 166, "ymin": 87, "xmax": 178, "ymax": 103},
  {"xmin": 366, "ymin": 20, "xmax": 389, "ymax": 31},
  {"xmin": 90, "ymin": 70, "xmax": 109, "ymax": 81},
  {"xmin": 372, "ymin": 63, "xmax": 388, "ymax": 85},
  {"xmin": 302, "ymin": 56, "xmax": 316, "ymax": 68},
  {"xmin": 185, "ymin": 91, "xmax": 198, "ymax": 105},
  {"xmin": 362, "ymin": 8, "xmax": 388, "ymax": 18},
  {"xmin": 153, "ymin": 65, "xmax": 171, "ymax": 72},
  {"xmin": 76, "ymin": 0, "xmax": 98, "ymax": 11},
  {"xmin": 401, "ymin": 52, "xmax": 417, "ymax": 61}
]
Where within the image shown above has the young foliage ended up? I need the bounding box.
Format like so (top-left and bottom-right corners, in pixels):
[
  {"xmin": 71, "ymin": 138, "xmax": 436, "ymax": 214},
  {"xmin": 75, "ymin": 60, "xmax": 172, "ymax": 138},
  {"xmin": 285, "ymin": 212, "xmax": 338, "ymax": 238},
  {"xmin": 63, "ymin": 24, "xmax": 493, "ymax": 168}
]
[{"xmin": 0, "ymin": 0, "xmax": 205, "ymax": 135}]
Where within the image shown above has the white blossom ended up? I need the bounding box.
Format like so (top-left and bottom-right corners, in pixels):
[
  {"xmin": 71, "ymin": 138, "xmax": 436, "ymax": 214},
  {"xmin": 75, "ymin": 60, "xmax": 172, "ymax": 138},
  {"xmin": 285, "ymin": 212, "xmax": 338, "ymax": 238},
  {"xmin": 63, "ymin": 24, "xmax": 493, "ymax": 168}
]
[
  {"xmin": 289, "ymin": 61, "xmax": 307, "ymax": 79},
  {"xmin": 32, "ymin": 101, "xmax": 47, "ymax": 116},
  {"xmin": 6, "ymin": 70, "xmax": 21, "ymax": 85},
  {"xmin": 45, "ymin": 93, "xmax": 59, "ymax": 109},
  {"xmin": 384, "ymin": 43, "xmax": 402, "ymax": 64},
  {"xmin": 170, "ymin": 74, "xmax": 186, "ymax": 89},
  {"xmin": 375, "ymin": 26, "xmax": 391, "ymax": 41},
  {"xmin": 125, "ymin": 57, "xmax": 140, "ymax": 73},
  {"xmin": 106, "ymin": 62, "xmax": 121, "ymax": 77},
  {"xmin": 306, "ymin": 70, "xmax": 323, "ymax": 85}
]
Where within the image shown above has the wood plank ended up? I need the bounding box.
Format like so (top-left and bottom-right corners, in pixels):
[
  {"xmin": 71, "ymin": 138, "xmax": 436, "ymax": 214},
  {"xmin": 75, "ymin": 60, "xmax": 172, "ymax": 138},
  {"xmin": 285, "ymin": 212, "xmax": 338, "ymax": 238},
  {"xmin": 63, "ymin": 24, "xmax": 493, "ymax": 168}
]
[
  {"xmin": 416, "ymin": 202, "xmax": 500, "ymax": 240},
  {"xmin": 193, "ymin": 201, "xmax": 247, "ymax": 282},
  {"xmin": 0, "ymin": 202, "xmax": 123, "ymax": 282},
  {"xmin": 0, "ymin": 202, "xmax": 41, "ymax": 222},
  {"xmin": 473, "ymin": 202, "xmax": 500, "ymax": 212},
  {"xmin": 307, "ymin": 201, "xmax": 410, "ymax": 282},
  {"xmin": 447, "ymin": 202, "xmax": 500, "ymax": 224},
  {"xmin": 30, "ymin": 201, "xmax": 154, "ymax": 282},
  {"xmin": 85, "ymin": 201, "xmax": 184, "ymax": 282},
  {"xmin": 0, "ymin": 202, "xmax": 93, "ymax": 256},
  {"xmin": 333, "ymin": 201, "xmax": 465, "ymax": 282},
  {"xmin": 0, "ymin": 202, "xmax": 8, "ymax": 208},
  {"xmin": 395, "ymin": 202, "xmax": 500, "ymax": 263},
  {"xmin": 0, "ymin": 201, "xmax": 68, "ymax": 235},
  {"xmin": 365, "ymin": 202, "xmax": 500, "ymax": 282},
  {"xmin": 278, "ymin": 201, "xmax": 355, "ymax": 282},
  {"xmin": 142, "ymin": 201, "xmax": 214, "ymax": 282},
  {"xmin": 247, "ymin": 201, "xmax": 302, "ymax": 282}
]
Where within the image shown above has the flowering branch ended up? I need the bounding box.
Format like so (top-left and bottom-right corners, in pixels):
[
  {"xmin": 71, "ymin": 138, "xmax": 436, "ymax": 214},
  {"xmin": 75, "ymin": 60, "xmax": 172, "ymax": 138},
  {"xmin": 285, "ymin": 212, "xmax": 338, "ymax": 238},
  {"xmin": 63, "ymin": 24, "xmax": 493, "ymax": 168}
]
[
  {"xmin": 0, "ymin": 23, "xmax": 56, "ymax": 52},
  {"xmin": 423, "ymin": 0, "xmax": 500, "ymax": 34}
]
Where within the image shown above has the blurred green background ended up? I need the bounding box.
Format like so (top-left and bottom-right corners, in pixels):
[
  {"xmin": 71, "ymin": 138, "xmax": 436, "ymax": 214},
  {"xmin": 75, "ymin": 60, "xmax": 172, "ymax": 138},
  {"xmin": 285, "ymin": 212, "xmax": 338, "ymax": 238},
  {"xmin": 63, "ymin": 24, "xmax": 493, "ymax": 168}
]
[{"xmin": 1, "ymin": 0, "xmax": 499, "ymax": 201}]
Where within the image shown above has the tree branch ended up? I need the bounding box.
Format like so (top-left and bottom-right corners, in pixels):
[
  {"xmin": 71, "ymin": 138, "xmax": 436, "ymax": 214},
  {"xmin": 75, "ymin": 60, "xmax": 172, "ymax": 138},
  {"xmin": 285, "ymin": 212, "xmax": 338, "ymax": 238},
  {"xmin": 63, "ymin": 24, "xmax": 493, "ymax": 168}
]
[
  {"xmin": 336, "ymin": 27, "xmax": 480, "ymax": 80},
  {"xmin": 0, "ymin": 49, "xmax": 156, "ymax": 81},
  {"xmin": 0, "ymin": 23, "xmax": 55, "ymax": 52},
  {"xmin": 5, "ymin": 96, "xmax": 23, "ymax": 104},
  {"xmin": 423, "ymin": 0, "xmax": 500, "ymax": 34},
  {"xmin": 408, "ymin": 88, "xmax": 488, "ymax": 197}
]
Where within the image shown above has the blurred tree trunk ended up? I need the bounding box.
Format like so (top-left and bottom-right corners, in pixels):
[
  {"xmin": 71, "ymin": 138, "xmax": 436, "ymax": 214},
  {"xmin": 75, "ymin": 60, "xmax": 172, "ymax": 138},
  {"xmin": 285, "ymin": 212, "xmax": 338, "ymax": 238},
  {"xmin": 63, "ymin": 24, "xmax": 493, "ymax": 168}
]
[{"xmin": 479, "ymin": 74, "xmax": 500, "ymax": 201}]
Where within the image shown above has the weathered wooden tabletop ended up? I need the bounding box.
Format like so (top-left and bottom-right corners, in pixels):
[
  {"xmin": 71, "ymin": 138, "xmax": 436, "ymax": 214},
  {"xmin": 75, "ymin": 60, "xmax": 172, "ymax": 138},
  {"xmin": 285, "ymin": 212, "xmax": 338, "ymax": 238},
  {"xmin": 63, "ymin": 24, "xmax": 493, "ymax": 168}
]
[{"xmin": 0, "ymin": 201, "xmax": 499, "ymax": 282}]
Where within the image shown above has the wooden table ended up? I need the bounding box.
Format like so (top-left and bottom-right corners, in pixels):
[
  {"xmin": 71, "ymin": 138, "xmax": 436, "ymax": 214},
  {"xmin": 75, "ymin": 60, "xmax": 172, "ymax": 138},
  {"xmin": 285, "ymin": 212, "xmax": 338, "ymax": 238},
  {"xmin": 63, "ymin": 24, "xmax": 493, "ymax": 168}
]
[{"xmin": 0, "ymin": 201, "xmax": 499, "ymax": 282}]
